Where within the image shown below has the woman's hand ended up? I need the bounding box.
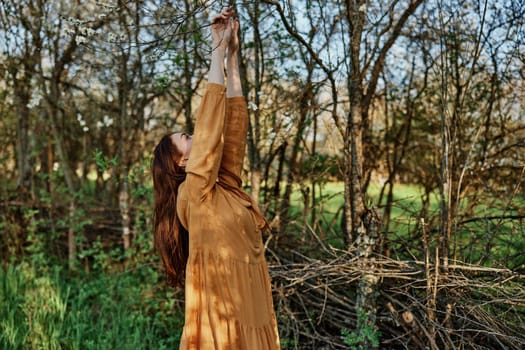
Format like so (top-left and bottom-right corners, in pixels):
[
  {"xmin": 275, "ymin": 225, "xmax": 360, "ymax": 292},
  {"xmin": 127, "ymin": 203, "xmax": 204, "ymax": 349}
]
[
  {"xmin": 211, "ymin": 8, "xmax": 235, "ymax": 51},
  {"xmin": 228, "ymin": 19, "xmax": 239, "ymax": 57},
  {"xmin": 208, "ymin": 9, "xmax": 234, "ymax": 85}
]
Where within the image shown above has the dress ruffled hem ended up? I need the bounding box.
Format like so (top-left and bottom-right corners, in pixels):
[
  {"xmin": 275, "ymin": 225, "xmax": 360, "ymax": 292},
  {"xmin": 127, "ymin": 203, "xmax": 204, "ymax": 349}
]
[
  {"xmin": 180, "ymin": 249, "xmax": 280, "ymax": 349},
  {"xmin": 180, "ymin": 319, "xmax": 280, "ymax": 350}
]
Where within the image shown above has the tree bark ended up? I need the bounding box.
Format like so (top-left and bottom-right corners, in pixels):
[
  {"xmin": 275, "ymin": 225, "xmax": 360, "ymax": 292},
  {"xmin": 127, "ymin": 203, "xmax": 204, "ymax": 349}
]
[
  {"xmin": 183, "ymin": 0, "xmax": 194, "ymax": 133},
  {"xmin": 244, "ymin": 0, "xmax": 264, "ymax": 204},
  {"xmin": 345, "ymin": 0, "xmax": 366, "ymax": 244},
  {"xmin": 279, "ymin": 79, "xmax": 313, "ymax": 233},
  {"xmin": 13, "ymin": 72, "xmax": 33, "ymax": 197}
]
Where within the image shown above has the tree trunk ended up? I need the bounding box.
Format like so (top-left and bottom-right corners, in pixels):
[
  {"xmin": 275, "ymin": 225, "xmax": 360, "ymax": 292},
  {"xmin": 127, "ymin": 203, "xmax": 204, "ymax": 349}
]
[
  {"xmin": 39, "ymin": 10, "xmax": 81, "ymax": 269},
  {"xmin": 438, "ymin": 21, "xmax": 451, "ymax": 272},
  {"xmin": 183, "ymin": 0, "xmax": 194, "ymax": 132},
  {"xmin": 279, "ymin": 80, "xmax": 313, "ymax": 234},
  {"xmin": 345, "ymin": 0, "xmax": 366, "ymax": 244},
  {"xmin": 120, "ymin": 179, "xmax": 131, "ymax": 251},
  {"xmin": 13, "ymin": 79, "xmax": 32, "ymax": 197},
  {"xmin": 245, "ymin": 0, "xmax": 263, "ymax": 204},
  {"xmin": 68, "ymin": 200, "xmax": 77, "ymax": 270},
  {"xmin": 118, "ymin": 48, "xmax": 132, "ymax": 253},
  {"xmin": 310, "ymin": 113, "xmax": 317, "ymax": 230},
  {"xmin": 271, "ymin": 142, "xmax": 287, "ymax": 228},
  {"xmin": 345, "ymin": 1, "xmax": 377, "ymax": 348},
  {"xmin": 46, "ymin": 94, "xmax": 78, "ymax": 269}
]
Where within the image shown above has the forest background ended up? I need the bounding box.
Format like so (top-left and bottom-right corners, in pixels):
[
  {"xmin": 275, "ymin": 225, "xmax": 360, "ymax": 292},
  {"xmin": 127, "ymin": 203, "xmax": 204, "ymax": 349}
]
[{"xmin": 1, "ymin": 0, "xmax": 524, "ymax": 349}]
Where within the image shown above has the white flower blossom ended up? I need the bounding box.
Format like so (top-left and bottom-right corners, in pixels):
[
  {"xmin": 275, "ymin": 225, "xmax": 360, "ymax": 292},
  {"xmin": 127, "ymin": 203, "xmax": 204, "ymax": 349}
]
[
  {"xmin": 96, "ymin": 115, "xmax": 113, "ymax": 129},
  {"xmin": 27, "ymin": 90, "xmax": 42, "ymax": 109},
  {"xmin": 65, "ymin": 27, "xmax": 76, "ymax": 36},
  {"xmin": 75, "ymin": 35, "xmax": 87, "ymax": 45},
  {"xmin": 248, "ymin": 101, "xmax": 258, "ymax": 111},
  {"xmin": 67, "ymin": 17, "xmax": 85, "ymax": 27},
  {"xmin": 77, "ymin": 113, "xmax": 87, "ymax": 128},
  {"xmin": 103, "ymin": 115, "xmax": 113, "ymax": 126},
  {"xmin": 102, "ymin": 4, "xmax": 115, "ymax": 13}
]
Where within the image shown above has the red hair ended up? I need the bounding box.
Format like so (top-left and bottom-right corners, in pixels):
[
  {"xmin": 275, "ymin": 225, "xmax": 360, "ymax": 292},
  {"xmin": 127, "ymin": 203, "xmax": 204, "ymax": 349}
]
[{"xmin": 152, "ymin": 134, "xmax": 189, "ymax": 287}]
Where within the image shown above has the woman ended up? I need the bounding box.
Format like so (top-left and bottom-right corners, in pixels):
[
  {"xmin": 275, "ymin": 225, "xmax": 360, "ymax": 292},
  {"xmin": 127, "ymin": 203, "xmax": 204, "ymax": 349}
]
[{"xmin": 152, "ymin": 9, "xmax": 280, "ymax": 349}]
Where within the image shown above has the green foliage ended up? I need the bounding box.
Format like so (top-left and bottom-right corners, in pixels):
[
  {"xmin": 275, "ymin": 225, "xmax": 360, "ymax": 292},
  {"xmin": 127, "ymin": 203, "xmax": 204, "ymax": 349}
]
[
  {"xmin": 155, "ymin": 76, "xmax": 171, "ymax": 92},
  {"xmin": 341, "ymin": 309, "xmax": 381, "ymax": 350},
  {"xmin": 24, "ymin": 209, "xmax": 49, "ymax": 267},
  {"xmin": 0, "ymin": 264, "xmax": 28, "ymax": 348},
  {"xmin": 128, "ymin": 160, "xmax": 151, "ymax": 201},
  {"xmin": 0, "ymin": 263, "xmax": 183, "ymax": 350},
  {"xmin": 0, "ymin": 264, "xmax": 67, "ymax": 350},
  {"xmin": 279, "ymin": 337, "xmax": 298, "ymax": 349},
  {"xmin": 301, "ymin": 154, "xmax": 340, "ymax": 182},
  {"xmin": 93, "ymin": 149, "xmax": 119, "ymax": 174}
]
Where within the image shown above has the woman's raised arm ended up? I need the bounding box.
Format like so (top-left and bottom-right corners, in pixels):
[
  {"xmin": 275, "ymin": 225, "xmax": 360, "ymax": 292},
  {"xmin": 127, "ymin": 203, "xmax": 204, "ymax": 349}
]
[{"xmin": 226, "ymin": 18, "xmax": 242, "ymax": 98}]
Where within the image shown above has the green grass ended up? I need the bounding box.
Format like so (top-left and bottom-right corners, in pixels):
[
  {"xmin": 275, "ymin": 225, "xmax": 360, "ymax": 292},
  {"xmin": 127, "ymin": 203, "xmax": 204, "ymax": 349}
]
[
  {"xmin": 288, "ymin": 182, "xmax": 435, "ymax": 245},
  {"xmin": 289, "ymin": 181, "xmax": 433, "ymax": 221},
  {"xmin": 0, "ymin": 263, "xmax": 183, "ymax": 350},
  {"xmin": 287, "ymin": 182, "xmax": 524, "ymax": 268}
]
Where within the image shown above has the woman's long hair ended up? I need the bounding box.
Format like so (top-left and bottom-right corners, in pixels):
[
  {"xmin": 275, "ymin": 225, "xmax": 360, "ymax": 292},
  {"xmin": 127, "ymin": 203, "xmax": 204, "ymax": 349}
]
[{"xmin": 152, "ymin": 134, "xmax": 189, "ymax": 287}]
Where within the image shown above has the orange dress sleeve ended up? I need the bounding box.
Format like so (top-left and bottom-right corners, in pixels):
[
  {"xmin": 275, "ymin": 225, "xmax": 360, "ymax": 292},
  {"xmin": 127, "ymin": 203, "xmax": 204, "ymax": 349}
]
[
  {"xmin": 219, "ymin": 96, "xmax": 249, "ymax": 188},
  {"xmin": 184, "ymin": 83, "xmax": 226, "ymax": 199}
]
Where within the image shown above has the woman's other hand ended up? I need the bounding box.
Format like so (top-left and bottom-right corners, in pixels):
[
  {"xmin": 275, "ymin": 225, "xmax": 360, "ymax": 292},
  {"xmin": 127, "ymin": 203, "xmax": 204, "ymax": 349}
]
[
  {"xmin": 211, "ymin": 8, "xmax": 235, "ymax": 51},
  {"xmin": 228, "ymin": 18, "xmax": 239, "ymax": 57}
]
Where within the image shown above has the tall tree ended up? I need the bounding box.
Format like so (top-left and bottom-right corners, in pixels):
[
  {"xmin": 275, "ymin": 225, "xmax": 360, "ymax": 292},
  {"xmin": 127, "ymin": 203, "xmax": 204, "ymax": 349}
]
[
  {"xmin": 263, "ymin": 0, "xmax": 425, "ymax": 345},
  {"xmin": 0, "ymin": 0, "xmax": 43, "ymax": 198}
]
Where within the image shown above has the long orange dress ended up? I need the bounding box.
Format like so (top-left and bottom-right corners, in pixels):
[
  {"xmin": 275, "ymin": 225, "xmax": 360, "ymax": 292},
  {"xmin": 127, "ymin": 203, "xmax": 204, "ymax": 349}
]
[{"xmin": 176, "ymin": 83, "xmax": 280, "ymax": 349}]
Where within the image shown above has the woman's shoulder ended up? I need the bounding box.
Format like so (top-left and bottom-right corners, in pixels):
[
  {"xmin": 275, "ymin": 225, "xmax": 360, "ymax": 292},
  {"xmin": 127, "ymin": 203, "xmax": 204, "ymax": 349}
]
[{"xmin": 178, "ymin": 177, "xmax": 219, "ymax": 205}]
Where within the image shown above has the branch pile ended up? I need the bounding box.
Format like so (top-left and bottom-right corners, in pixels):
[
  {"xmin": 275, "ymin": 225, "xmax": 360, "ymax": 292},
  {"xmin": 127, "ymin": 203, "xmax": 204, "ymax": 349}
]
[{"xmin": 268, "ymin": 246, "xmax": 525, "ymax": 349}]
